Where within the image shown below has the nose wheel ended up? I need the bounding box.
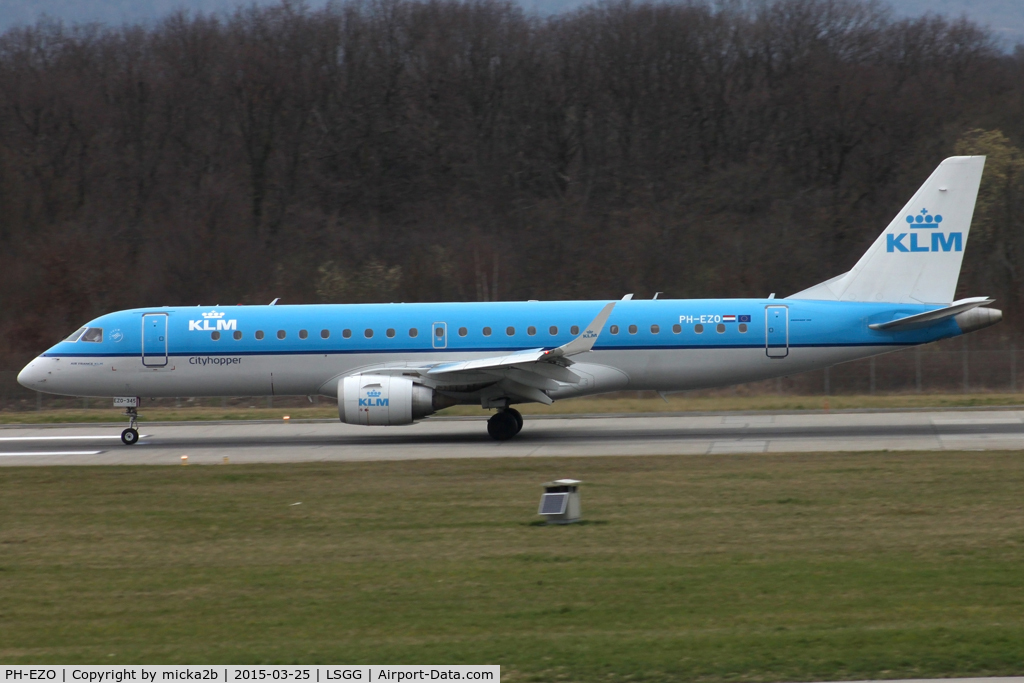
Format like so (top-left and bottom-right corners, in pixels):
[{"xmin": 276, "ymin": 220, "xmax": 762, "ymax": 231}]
[
  {"xmin": 487, "ymin": 408, "xmax": 523, "ymax": 441},
  {"xmin": 121, "ymin": 407, "xmax": 140, "ymax": 445}
]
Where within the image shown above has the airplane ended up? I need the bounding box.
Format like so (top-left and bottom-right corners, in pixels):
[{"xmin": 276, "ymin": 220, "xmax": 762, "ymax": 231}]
[{"xmin": 18, "ymin": 156, "xmax": 1001, "ymax": 445}]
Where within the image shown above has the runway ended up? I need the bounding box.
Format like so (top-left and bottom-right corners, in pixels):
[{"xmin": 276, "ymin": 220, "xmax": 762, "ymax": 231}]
[{"xmin": 2, "ymin": 408, "xmax": 1024, "ymax": 465}]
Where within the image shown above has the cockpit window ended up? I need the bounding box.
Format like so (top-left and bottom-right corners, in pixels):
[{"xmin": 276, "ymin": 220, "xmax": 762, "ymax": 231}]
[
  {"xmin": 81, "ymin": 328, "xmax": 103, "ymax": 343},
  {"xmin": 64, "ymin": 327, "xmax": 86, "ymax": 342}
]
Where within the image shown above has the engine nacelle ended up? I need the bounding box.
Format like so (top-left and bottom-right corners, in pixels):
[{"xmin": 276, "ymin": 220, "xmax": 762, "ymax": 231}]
[{"xmin": 339, "ymin": 374, "xmax": 447, "ymax": 426}]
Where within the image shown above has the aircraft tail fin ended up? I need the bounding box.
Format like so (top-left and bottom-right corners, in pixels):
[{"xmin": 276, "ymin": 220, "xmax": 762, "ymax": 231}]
[{"xmin": 788, "ymin": 156, "xmax": 986, "ymax": 304}]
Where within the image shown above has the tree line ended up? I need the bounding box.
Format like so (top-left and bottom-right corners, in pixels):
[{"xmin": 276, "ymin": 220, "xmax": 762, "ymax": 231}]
[{"xmin": 1, "ymin": 0, "xmax": 1023, "ymax": 366}]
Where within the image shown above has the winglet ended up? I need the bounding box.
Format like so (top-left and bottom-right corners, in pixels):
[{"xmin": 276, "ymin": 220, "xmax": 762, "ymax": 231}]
[{"xmin": 544, "ymin": 301, "xmax": 616, "ymax": 359}]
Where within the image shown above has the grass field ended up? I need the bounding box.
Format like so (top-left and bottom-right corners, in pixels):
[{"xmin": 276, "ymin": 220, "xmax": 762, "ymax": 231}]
[
  {"xmin": 1, "ymin": 452, "xmax": 1023, "ymax": 680},
  {"xmin": 3, "ymin": 392, "xmax": 1024, "ymax": 424}
]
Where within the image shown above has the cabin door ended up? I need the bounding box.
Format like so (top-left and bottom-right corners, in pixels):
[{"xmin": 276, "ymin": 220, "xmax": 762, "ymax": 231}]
[
  {"xmin": 142, "ymin": 313, "xmax": 169, "ymax": 367},
  {"xmin": 765, "ymin": 305, "xmax": 789, "ymax": 359}
]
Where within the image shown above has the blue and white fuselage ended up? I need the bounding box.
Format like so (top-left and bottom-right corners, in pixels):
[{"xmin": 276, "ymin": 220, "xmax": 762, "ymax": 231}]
[
  {"xmin": 16, "ymin": 298, "xmax": 980, "ymax": 397},
  {"xmin": 15, "ymin": 156, "xmax": 1004, "ymax": 442}
]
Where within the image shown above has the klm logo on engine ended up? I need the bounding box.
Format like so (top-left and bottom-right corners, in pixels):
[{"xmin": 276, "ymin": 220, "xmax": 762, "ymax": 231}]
[
  {"xmin": 188, "ymin": 310, "xmax": 238, "ymax": 331},
  {"xmin": 886, "ymin": 208, "xmax": 962, "ymax": 253},
  {"xmin": 360, "ymin": 389, "xmax": 388, "ymax": 407}
]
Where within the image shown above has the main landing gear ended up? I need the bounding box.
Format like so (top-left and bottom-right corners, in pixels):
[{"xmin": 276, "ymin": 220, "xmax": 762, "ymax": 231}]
[
  {"xmin": 121, "ymin": 406, "xmax": 140, "ymax": 445},
  {"xmin": 487, "ymin": 407, "xmax": 523, "ymax": 441}
]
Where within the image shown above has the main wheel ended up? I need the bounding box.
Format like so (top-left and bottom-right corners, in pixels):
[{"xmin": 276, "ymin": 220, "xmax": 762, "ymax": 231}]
[
  {"xmin": 121, "ymin": 428, "xmax": 139, "ymax": 445},
  {"xmin": 487, "ymin": 411, "xmax": 519, "ymax": 441},
  {"xmin": 506, "ymin": 408, "xmax": 524, "ymax": 434}
]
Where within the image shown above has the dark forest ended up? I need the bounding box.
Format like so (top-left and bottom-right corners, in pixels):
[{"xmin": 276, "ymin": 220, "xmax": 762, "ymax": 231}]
[{"xmin": 1, "ymin": 0, "xmax": 1023, "ymax": 367}]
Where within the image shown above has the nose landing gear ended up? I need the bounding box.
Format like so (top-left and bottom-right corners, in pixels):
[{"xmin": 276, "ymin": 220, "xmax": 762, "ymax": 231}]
[
  {"xmin": 121, "ymin": 406, "xmax": 140, "ymax": 445},
  {"xmin": 487, "ymin": 407, "xmax": 523, "ymax": 441}
]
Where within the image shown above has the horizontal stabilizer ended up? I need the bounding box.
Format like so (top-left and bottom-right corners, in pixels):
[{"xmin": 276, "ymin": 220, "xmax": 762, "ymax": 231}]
[{"xmin": 868, "ymin": 297, "xmax": 993, "ymax": 330}]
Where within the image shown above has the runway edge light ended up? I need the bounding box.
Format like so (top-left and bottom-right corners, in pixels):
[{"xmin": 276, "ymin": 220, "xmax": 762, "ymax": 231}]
[{"xmin": 538, "ymin": 479, "xmax": 582, "ymax": 525}]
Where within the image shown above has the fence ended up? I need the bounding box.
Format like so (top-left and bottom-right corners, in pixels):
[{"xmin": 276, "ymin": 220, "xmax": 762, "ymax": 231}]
[{"xmin": 1, "ymin": 341, "xmax": 1022, "ymax": 413}]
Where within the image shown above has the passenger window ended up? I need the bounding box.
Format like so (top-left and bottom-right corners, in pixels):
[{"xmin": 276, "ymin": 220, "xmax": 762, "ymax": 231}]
[
  {"xmin": 234, "ymin": 330, "xmax": 242, "ymax": 340},
  {"xmin": 694, "ymin": 324, "xmax": 704, "ymax": 334},
  {"xmin": 65, "ymin": 327, "xmax": 86, "ymax": 342},
  {"xmin": 549, "ymin": 326, "xmax": 558, "ymax": 335},
  {"xmin": 211, "ymin": 331, "xmax": 221, "ymax": 341},
  {"xmin": 409, "ymin": 328, "xmax": 418, "ymax": 338},
  {"xmin": 277, "ymin": 330, "xmax": 286, "ymax": 340},
  {"xmin": 571, "ymin": 325, "xmax": 579, "ymax": 335},
  {"xmin": 628, "ymin": 325, "xmax": 638, "ymax": 334},
  {"xmin": 716, "ymin": 323, "xmax": 726, "ymax": 333},
  {"xmin": 343, "ymin": 329, "xmax": 352, "ymax": 339},
  {"xmin": 299, "ymin": 329, "xmax": 308, "ymax": 339},
  {"xmin": 609, "ymin": 325, "xmax": 619, "ymax": 334},
  {"xmin": 255, "ymin": 330, "xmax": 265, "ymax": 340},
  {"xmin": 458, "ymin": 327, "xmax": 468, "ymax": 337},
  {"xmin": 387, "ymin": 329, "xmax": 395, "ymax": 338},
  {"xmin": 506, "ymin": 326, "xmax": 515, "ymax": 336},
  {"xmin": 672, "ymin": 324, "xmax": 681, "ymax": 334},
  {"xmin": 365, "ymin": 329, "xmax": 374, "ymax": 338},
  {"xmin": 483, "ymin": 327, "xmax": 492, "ymax": 336},
  {"xmin": 321, "ymin": 329, "xmax": 330, "ymax": 339},
  {"xmin": 650, "ymin": 324, "xmax": 659, "ymax": 334},
  {"xmin": 738, "ymin": 323, "xmax": 748, "ymax": 333},
  {"xmin": 81, "ymin": 328, "xmax": 103, "ymax": 343},
  {"xmin": 527, "ymin": 326, "xmax": 536, "ymax": 336}
]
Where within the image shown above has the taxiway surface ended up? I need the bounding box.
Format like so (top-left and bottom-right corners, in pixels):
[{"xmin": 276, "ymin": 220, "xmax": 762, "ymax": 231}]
[{"xmin": 2, "ymin": 408, "xmax": 1024, "ymax": 465}]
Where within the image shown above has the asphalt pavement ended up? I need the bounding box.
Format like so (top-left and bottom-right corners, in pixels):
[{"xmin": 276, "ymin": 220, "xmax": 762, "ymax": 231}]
[{"xmin": 2, "ymin": 408, "xmax": 1024, "ymax": 465}]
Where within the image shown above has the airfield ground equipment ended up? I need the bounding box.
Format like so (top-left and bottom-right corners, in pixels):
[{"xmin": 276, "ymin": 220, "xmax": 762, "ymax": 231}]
[{"xmin": 538, "ymin": 479, "xmax": 582, "ymax": 524}]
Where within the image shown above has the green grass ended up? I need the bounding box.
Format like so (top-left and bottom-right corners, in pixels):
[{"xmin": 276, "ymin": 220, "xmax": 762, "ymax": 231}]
[
  {"xmin": 4, "ymin": 392, "xmax": 1024, "ymax": 424},
  {"xmin": 2, "ymin": 453, "xmax": 1024, "ymax": 680}
]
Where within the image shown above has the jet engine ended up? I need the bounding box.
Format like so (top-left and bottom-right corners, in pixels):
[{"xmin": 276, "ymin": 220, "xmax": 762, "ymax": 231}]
[{"xmin": 339, "ymin": 374, "xmax": 454, "ymax": 426}]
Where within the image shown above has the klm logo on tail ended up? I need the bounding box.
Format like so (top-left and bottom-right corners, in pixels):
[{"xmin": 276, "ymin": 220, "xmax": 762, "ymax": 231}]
[{"xmin": 886, "ymin": 209, "xmax": 962, "ymax": 253}]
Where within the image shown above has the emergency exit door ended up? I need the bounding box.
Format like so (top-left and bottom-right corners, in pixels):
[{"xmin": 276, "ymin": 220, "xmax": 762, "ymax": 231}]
[
  {"xmin": 142, "ymin": 313, "xmax": 168, "ymax": 367},
  {"xmin": 432, "ymin": 322, "xmax": 447, "ymax": 349},
  {"xmin": 765, "ymin": 305, "xmax": 789, "ymax": 358}
]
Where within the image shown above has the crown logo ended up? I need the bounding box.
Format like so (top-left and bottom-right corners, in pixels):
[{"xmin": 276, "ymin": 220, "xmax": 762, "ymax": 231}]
[
  {"xmin": 201, "ymin": 310, "xmax": 226, "ymax": 319},
  {"xmin": 905, "ymin": 208, "xmax": 943, "ymax": 228},
  {"xmin": 366, "ymin": 390, "xmax": 382, "ymax": 397}
]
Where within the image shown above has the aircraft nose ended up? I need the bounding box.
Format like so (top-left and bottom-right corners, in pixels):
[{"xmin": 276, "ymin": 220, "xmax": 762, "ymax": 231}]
[{"xmin": 17, "ymin": 358, "xmax": 47, "ymax": 390}]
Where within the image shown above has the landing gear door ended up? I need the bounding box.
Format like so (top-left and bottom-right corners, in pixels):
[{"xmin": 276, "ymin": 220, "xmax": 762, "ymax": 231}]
[
  {"xmin": 142, "ymin": 313, "xmax": 169, "ymax": 367},
  {"xmin": 432, "ymin": 322, "xmax": 447, "ymax": 349},
  {"xmin": 765, "ymin": 305, "xmax": 789, "ymax": 358}
]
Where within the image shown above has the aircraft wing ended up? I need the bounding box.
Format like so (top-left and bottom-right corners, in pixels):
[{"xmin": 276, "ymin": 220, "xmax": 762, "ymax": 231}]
[
  {"xmin": 426, "ymin": 301, "xmax": 615, "ymax": 379},
  {"xmin": 333, "ymin": 302, "xmax": 617, "ymax": 405}
]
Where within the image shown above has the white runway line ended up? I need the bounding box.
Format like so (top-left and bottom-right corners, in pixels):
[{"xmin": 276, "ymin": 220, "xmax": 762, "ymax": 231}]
[
  {"xmin": 932, "ymin": 417, "xmax": 1022, "ymax": 425},
  {"xmin": 0, "ymin": 451, "xmax": 104, "ymax": 457},
  {"xmin": 0, "ymin": 435, "xmax": 148, "ymax": 441}
]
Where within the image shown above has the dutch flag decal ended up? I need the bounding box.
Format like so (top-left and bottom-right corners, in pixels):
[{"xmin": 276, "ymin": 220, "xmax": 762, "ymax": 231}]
[{"xmin": 722, "ymin": 315, "xmax": 737, "ymax": 322}]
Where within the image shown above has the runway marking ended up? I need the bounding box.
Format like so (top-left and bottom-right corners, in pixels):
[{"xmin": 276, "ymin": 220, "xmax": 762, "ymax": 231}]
[
  {"xmin": 722, "ymin": 415, "xmax": 775, "ymax": 424},
  {"xmin": 932, "ymin": 417, "xmax": 1022, "ymax": 425},
  {"xmin": 0, "ymin": 435, "xmax": 149, "ymax": 441},
  {"xmin": 707, "ymin": 440, "xmax": 768, "ymax": 454},
  {"xmin": 0, "ymin": 451, "xmax": 105, "ymax": 457}
]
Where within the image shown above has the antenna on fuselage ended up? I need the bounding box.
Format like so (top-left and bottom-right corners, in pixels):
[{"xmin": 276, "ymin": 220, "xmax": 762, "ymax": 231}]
[
  {"xmin": 269, "ymin": 298, "xmax": 280, "ymax": 306},
  {"xmin": 653, "ymin": 292, "xmax": 662, "ymax": 299},
  {"xmin": 622, "ymin": 293, "xmax": 634, "ymax": 300}
]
